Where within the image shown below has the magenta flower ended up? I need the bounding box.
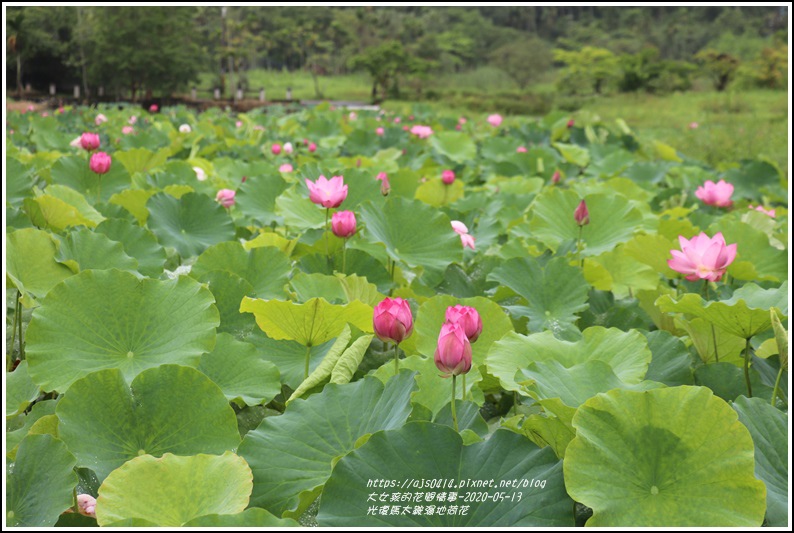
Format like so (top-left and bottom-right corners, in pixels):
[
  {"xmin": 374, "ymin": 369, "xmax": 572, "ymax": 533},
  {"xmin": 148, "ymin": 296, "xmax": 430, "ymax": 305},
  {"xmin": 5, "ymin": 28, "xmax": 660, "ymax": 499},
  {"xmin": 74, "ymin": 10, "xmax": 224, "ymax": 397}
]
[
  {"xmin": 516, "ymin": 146, "xmax": 527, "ymax": 153},
  {"xmin": 79, "ymin": 132, "xmax": 100, "ymax": 151},
  {"xmin": 574, "ymin": 200, "xmax": 590, "ymax": 226},
  {"xmin": 216, "ymin": 189, "xmax": 236, "ymax": 208},
  {"xmin": 149, "ymin": 104, "xmax": 159, "ymax": 113},
  {"xmin": 668, "ymin": 232, "xmax": 737, "ymax": 282},
  {"xmin": 271, "ymin": 143, "xmax": 282, "ymax": 155},
  {"xmin": 410, "ymin": 125, "xmax": 433, "ymax": 138},
  {"xmin": 331, "ymin": 210, "xmax": 357, "ymax": 238},
  {"xmin": 487, "ymin": 114, "xmax": 503, "ymax": 127},
  {"xmin": 567, "ymin": 119, "xmax": 575, "ymax": 128},
  {"xmin": 89, "ymin": 152, "xmax": 112, "ymax": 174},
  {"xmin": 305, "ymin": 175, "xmax": 348, "ymax": 208},
  {"xmin": 373, "ymin": 297, "xmax": 414, "ymax": 345},
  {"xmin": 451, "ymin": 220, "xmax": 476, "ymax": 250},
  {"xmin": 445, "ymin": 305, "xmax": 483, "ymax": 343},
  {"xmin": 376, "ymin": 172, "xmax": 390, "ymax": 196},
  {"xmin": 442, "ymin": 169, "xmax": 455, "ymax": 185},
  {"xmin": 308, "ymin": 142, "xmax": 317, "ymax": 153},
  {"xmin": 748, "ymin": 205, "xmax": 775, "ymax": 217},
  {"xmin": 695, "ymin": 179, "xmax": 734, "ymax": 208},
  {"xmin": 552, "ymin": 170, "xmax": 562, "ymax": 184},
  {"xmin": 434, "ymin": 322, "xmax": 472, "ymax": 377},
  {"xmin": 376, "ymin": 127, "xmax": 385, "ymax": 136}
]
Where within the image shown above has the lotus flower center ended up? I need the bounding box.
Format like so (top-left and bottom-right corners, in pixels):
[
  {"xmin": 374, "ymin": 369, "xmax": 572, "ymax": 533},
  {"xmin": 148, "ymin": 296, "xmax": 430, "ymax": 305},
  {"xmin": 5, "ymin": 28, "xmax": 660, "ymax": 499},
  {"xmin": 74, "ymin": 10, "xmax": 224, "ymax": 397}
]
[
  {"xmin": 650, "ymin": 486, "xmax": 659, "ymax": 495},
  {"xmin": 696, "ymin": 265, "xmax": 713, "ymax": 276}
]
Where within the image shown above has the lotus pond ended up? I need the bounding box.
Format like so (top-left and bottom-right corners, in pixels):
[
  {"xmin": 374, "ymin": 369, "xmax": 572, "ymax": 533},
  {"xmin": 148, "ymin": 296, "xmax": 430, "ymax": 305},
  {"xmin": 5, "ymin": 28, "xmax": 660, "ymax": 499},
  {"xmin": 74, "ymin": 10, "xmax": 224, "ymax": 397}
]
[{"xmin": 4, "ymin": 103, "xmax": 789, "ymax": 527}]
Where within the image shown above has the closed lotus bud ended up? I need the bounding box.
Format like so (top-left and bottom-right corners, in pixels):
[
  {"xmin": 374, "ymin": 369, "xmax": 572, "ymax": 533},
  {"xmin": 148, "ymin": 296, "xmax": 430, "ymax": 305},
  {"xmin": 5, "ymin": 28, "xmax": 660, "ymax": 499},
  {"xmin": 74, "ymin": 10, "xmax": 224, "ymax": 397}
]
[
  {"xmin": 442, "ymin": 170, "xmax": 455, "ymax": 185},
  {"xmin": 216, "ymin": 189, "xmax": 236, "ymax": 208},
  {"xmin": 575, "ymin": 200, "xmax": 590, "ymax": 226},
  {"xmin": 376, "ymin": 127, "xmax": 385, "ymax": 136},
  {"xmin": 445, "ymin": 305, "xmax": 483, "ymax": 342},
  {"xmin": 516, "ymin": 145, "xmax": 527, "ymax": 153},
  {"xmin": 271, "ymin": 143, "xmax": 282, "ymax": 155},
  {"xmin": 149, "ymin": 104, "xmax": 159, "ymax": 113},
  {"xmin": 95, "ymin": 113, "xmax": 108, "ymax": 125},
  {"xmin": 376, "ymin": 172, "xmax": 390, "ymax": 196},
  {"xmin": 434, "ymin": 321, "xmax": 472, "ymax": 377},
  {"xmin": 567, "ymin": 119, "xmax": 575, "ymax": 128},
  {"xmin": 80, "ymin": 132, "xmax": 100, "ymax": 151},
  {"xmin": 279, "ymin": 163, "xmax": 293, "ymax": 173},
  {"xmin": 284, "ymin": 142, "xmax": 293, "ymax": 154},
  {"xmin": 487, "ymin": 114, "xmax": 503, "ymax": 127},
  {"xmin": 236, "ymin": 120, "xmax": 243, "ymax": 128},
  {"xmin": 89, "ymin": 152, "xmax": 112, "ymax": 174},
  {"xmin": 332, "ymin": 210, "xmax": 357, "ymax": 238},
  {"xmin": 76, "ymin": 494, "xmax": 97, "ymax": 518},
  {"xmin": 308, "ymin": 142, "xmax": 317, "ymax": 153},
  {"xmin": 373, "ymin": 297, "xmax": 414, "ymax": 345},
  {"xmin": 552, "ymin": 170, "xmax": 561, "ymax": 184},
  {"xmin": 128, "ymin": 115, "xmax": 137, "ymax": 125}
]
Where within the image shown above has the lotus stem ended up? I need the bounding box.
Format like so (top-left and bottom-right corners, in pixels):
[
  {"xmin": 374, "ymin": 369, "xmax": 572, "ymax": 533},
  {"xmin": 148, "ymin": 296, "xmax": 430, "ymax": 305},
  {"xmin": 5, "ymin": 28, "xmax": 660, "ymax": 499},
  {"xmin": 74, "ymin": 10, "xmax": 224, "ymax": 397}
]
[
  {"xmin": 9, "ymin": 291, "xmax": 19, "ymax": 371},
  {"xmin": 393, "ymin": 342, "xmax": 399, "ymax": 375},
  {"xmin": 462, "ymin": 373, "xmax": 467, "ymax": 402},
  {"xmin": 576, "ymin": 225, "xmax": 584, "ymax": 268},
  {"xmin": 771, "ymin": 364, "xmax": 783, "ymax": 407},
  {"xmin": 17, "ymin": 293, "xmax": 24, "ymax": 360},
  {"xmin": 743, "ymin": 338, "xmax": 753, "ymax": 398},
  {"xmin": 342, "ymin": 238, "xmax": 347, "ymax": 274},
  {"xmin": 304, "ymin": 344, "xmax": 312, "ymax": 381},
  {"xmin": 324, "ymin": 208, "xmax": 330, "ymax": 264},
  {"xmin": 451, "ymin": 375, "xmax": 459, "ymax": 432}
]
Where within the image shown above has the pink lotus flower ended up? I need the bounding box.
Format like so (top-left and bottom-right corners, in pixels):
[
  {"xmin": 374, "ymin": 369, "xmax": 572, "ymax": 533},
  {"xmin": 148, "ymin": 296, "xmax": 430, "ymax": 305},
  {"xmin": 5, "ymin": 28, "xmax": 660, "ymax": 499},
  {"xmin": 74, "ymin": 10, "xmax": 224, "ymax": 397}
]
[
  {"xmin": 216, "ymin": 189, "xmax": 236, "ymax": 208},
  {"xmin": 179, "ymin": 124, "xmax": 191, "ymax": 133},
  {"xmin": 149, "ymin": 104, "xmax": 159, "ymax": 113},
  {"xmin": 308, "ymin": 142, "xmax": 317, "ymax": 152},
  {"xmin": 95, "ymin": 113, "xmax": 108, "ymax": 125},
  {"xmin": 89, "ymin": 152, "xmax": 112, "ymax": 174},
  {"xmin": 376, "ymin": 172, "xmax": 390, "ymax": 196},
  {"xmin": 695, "ymin": 179, "xmax": 734, "ymax": 208},
  {"xmin": 305, "ymin": 175, "xmax": 348, "ymax": 208},
  {"xmin": 128, "ymin": 115, "xmax": 137, "ymax": 125},
  {"xmin": 236, "ymin": 120, "xmax": 243, "ymax": 128},
  {"xmin": 122, "ymin": 125, "xmax": 135, "ymax": 135},
  {"xmin": 516, "ymin": 146, "xmax": 527, "ymax": 153},
  {"xmin": 459, "ymin": 117, "xmax": 467, "ymax": 125},
  {"xmin": 668, "ymin": 232, "xmax": 737, "ymax": 282},
  {"xmin": 279, "ymin": 163, "xmax": 293, "ymax": 173},
  {"xmin": 451, "ymin": 220, "xmax": 476, "ymax": 250},
  {"xmin": 410, "ymin": 125, "xmax": 433, "ymax": 138},
  {"xmin": 76, "ymin": 494, "xmax": 97, "ymax": 518},
  {"xmin": 434, "ymin": 322, "xmax": 472, "ymax": 377},
  {"xmin": 689, "ymin": 122, "xmax": 699, "ymax": 130},
  {"xmin": 394, "ymin": 117, "xmax": 401, "ymax": 124},
  {"xmin": 284, "ymin": 142, "xmax": 293, "ymax": 154},
  {"xmin": 567, "ymin": 119, "xmax": 575, "ymax": 128},
  {"xmin": 487, "ymin": 114, "xmax": 503, "ymax": 127},
  {"xmin": 193, "ymin": 166, "xmax": 207, "ymax": 181},
  {"xmin": 408, "ymin": 115, "xmax": 414, "ymax": 121},
  {"xmin": 80, "ymin": 132, "xmax": 100, "ymax": 151},
  {"xmin": 332, "ymin": 210, "xmax": 357, "ymax": 238},
  {"xmin": 26, "ymin": 105, "xmax": 34, "ymax": 112},
  {"xmin": 748, "ymin": 205, "xmax": 775, "ymax": 217},
  {"xmin": 70, "ymin": 136, "xmax": 82, "ymax": 148},
  {"xmin": 57, "ymin": 107, "xmax": 65, "ymax": 114},
  {"xmin": 376, "ymin": 127, "xmax": 385, "ymax": 136},
  {"xmin": 574, "ymin": 200, "xmax": 590, "ymax": 226},
  {"xmin": 271, "ymin": 143, "xmax": 282, "ymax": 155},
  {"xmin": 455, "ymin": 124, "xmax": 462, "ymax": 131},
  {"xmin": 460, "ymin": 233, "xmax": 476, "ymax": 250},
  {"xmin": 442, "ymin": 169, "xmax": 455, "ymax": 185},
  {"xmin": 373, "ymin": 297, "xmax": 414, "ymax": 345},
  {"xmin": 552, "ymin": 170, "xmax": 562, "ymax": 184},
  {"xmin": 445, "ymin": 305, "xmax": 483, "ymax": 343}
]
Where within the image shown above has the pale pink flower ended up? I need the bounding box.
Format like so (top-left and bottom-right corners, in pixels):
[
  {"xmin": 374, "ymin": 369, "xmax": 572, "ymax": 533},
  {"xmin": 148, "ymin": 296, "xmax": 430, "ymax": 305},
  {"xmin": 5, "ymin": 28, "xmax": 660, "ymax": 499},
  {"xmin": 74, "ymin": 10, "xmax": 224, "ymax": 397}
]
[
  {"xmin": 459, "ymin": 117, "xmax": 467, "ymax": 125},
  {"xmin": 305, "ymin": 175, "xmax": 348, "ymax": 208},
  {"xmin": 748, "ymin": 205, "xmax": 775, "ymax": 217},
  {"xmin": 193, "ymin": 166, "xmax": 207, "ymax": 181},
  {"xmin": 376, "ymin": 127, "xmax": 385, "ymax": 136},
  {"xmin": 95, "ymin": 113, "xmax": 108, "ymax": 125},
  {"xmin": 76, "ymin": 494, "xmax": 97, "ymax": 518},
  {"xmin": 410, "ymin": 125, "xmax": 433, "ymax": 138},
  {"xmin": 279, "ymin": 163, "xmax": 294, "ymax": 173},
  {"xmin": 668, "ymin": 232, "xmax": 737, "ymax": 282},
  {"xmin": 394, "ymin": 117, "xmax": 401, "ymax": 124},
  {"xmin": 487, "ymin": 114, "xmax": 503, "ymax": 127},
  {"xmin": 689, "ymin": 122, "xmax": 699, "ymax": 129},
  {"xmin": 179, "ymin": 124, "xmax": 191, "ymax": 133},
  {"xmin": 122, "ymin": 125, "xmax": 134, "ymax": 135},
  {"xmin": 128, "ymin": 115, "xmax": 138, "ymax": 125},
  {"xmin": 70, "ymin": 136, "xmax": 82, "ymax": 148},
  {"xmin": 349, "ymin": 111, "xmax": 357, "ymax": 121},
  {"xmin": 516, "ymin": 146, "xmax": 528, "ymax": 153},
  {"xmin": 283, "ymin": 142, "xmax": 293, "ymax": 154},
  {"xmin": 450, "ymin": 220, "xmax": 469, "ymax": 235},
  {"xmin": 216, "ymin": 189, "xmax": 236, "ymax": 208},
  {"xmin": 460, "ymin": 233, "xmax": 476, "ymax": 250},
  {"xmin": 236, "ymin": 120, "xmax": 243, "ymax": 128},
  {"xmin": 695, "ymin": 179, "xmax": 734, "ymax": 208},
  {"xmin": 376, "ymin": 172, "xmax": 390, "ymax": 196}
]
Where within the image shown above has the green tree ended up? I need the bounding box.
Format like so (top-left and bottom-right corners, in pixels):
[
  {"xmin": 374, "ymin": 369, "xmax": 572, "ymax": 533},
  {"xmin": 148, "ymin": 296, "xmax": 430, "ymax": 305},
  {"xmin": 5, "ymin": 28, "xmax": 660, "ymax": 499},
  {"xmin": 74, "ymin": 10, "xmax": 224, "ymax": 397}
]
[
  {"xmin": 349, "ymin": 41, "xmax": 431, "ymax": 102},
  {"xmin": 489, "ymin": 37, "xmax": 552, "ymax": 89},
  {"xmin": 694, "ymin": 49, "xmax": 740, "ymax": 91},
  {"xmin": 554, "ymin": 46, "xmax": 621, "ymax": 95}
]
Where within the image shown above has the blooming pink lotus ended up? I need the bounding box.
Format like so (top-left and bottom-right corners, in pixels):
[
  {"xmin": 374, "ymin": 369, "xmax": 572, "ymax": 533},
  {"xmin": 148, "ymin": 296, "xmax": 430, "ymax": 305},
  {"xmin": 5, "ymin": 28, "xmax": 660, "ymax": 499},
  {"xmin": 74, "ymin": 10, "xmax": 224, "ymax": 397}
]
[
  {"xmin": 284, "ymin": 142, "xmax": 294, "ymax": 154},
  {"xmin": 95, "ymin": 113, "xmax": 108, "ymax": 125},
  {"xmin": 695, "ymin": 179, "xmax": 734, "ymax": 208},
  {"xmin": 442, "ymin": 170, "xmax": 455, "ymax": 185},
  {"xmin": 394, "ymin": 117, "xmax": 401, "ymax": 124},
  {"xmin": 434, "ymin": 322, "xmax": 472, "ymax": 377},
  {"xmin": 193, "ymin": 166, "xmax": 207, "ymax": 181},
  {"xmin": 149, "ymin": 104, "xmax": 159, "ymax": 112},
  {"xmin": 279, "ymin": 163, "xmax": 293, "ymax": 173},
  {"xmin": 445, "ymin": 305, "xmax": 483, "ymax": 343},
  {"xmin": 376, "ymin": 172, "xmax": 390, "ymax": 196},
  {"xmin": 122, "ymin": 125, "xmax": 135, "ymax": 135},
  {"xmin": 76, "ymin": 494, "xmax": 97, "ymax": 518},
  {"xmin": 80, "ymin": 132, "xmax": 100, "ymax": 151},
  {"xmin": 689, "ymin": 122, "xmax": 699, "ymax": 130},
  {"xmin": 306, "ymin": 175, "xmax": 348, "ymax": 208},
  {"xmin": 410, "ymin": 125, "xmax": 433, "ymax": 138},
  {"xmin": 574, "ymin": 200, "xmax": 590, "ymax": 226},
  {"xmin": 128, "ymin": 115, "xmax": 138, "ymax": 125},
  {"xmin": 451, "ymin": 220, "xmax": 476, "ymax": 250},
  {"xmin": 236, "ymin": 120, "xmax": 243, "ymax": 128},
  {"xmin": 487, "ymin": 114, "xmax": 503, "ymax": 127},
  {"xmin": 376, "ymin": 127, "xmax": 385, "ymax": 136},
  {"xmin": 216, "ymin": 189, "xmax": 236, "ymax": 208},
  {"xmin": 668, "ymin": 232, "xmax": 737, "ymax": 282},
  {"xmin": 516, "ymin": 146, "xmax": 527, "ymax": 153},
  {"xmin": 748, "ymin": 205, "xmax": 775, "ymax": 217},
  {"xmin": 459, "ymin": 117, "xmax": 467, "ymax": 125},
  {"xmin": 332, "ymin": 210, "xmax": 357, "ymax": 238},
  {"xmin": 271, "ymin": 143, "xmax": 282, "ymax": 155},
  {"xmin": 373, "ymin": 297, "xmax": 414, "ymax": 345},
  {"xmin": 89, "ymin": 152, "xmax": 112, "ymax": 174}
]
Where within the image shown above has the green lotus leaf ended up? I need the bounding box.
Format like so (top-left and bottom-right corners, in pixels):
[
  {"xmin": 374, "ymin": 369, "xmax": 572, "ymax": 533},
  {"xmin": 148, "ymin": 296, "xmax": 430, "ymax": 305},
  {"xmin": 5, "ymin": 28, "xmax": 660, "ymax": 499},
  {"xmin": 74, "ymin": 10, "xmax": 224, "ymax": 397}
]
[
  {"xmin": 290, "ymin": 272, "xmax": 347, "ymax": 303},
  {"xmin": 6, "ymin": 361, "xmax": 40, "ymax": 419},
  {"xmin": 529, "ymin": 188, "xmax": 643, "ymax": 256},
  {"xmin": 723, "ymin": 160, "xmax": 780, "ymax": 201},
  {"xmin": 50, "ymin": 155, "xmax": 132, "ymax": 204},
  {"xmin": 184, "ymin": 508, "xmax": 299, "ymax": 527},
  {"xmin": 415, "ymin": 178, "xmax": 465, "ymax": 207},
  {"xmin": 6, "ymin": 400, "xmax": 58, "ymax": 460},
  {"xmin": 146, "ymin": 192, "xmax": 235, "ymax": 258},
  {"xmin": 642, "ymin": 330, "xmax": 694, "ymax": 386},
  {"xmin": 45, "ymin": 184, "xmax": 105, "ymax": 225},
  {"xmin": 486, "ymin": 327, "xmax": 651, "ymax": 393},
  {"xmin": 583, "ymin": 246, "xmax": 659, "ymax": 299},
  {"xmin": 676, "ymin": 316, "xmax": 746, "ymax": 365},
  {"xmin": 26, "ymin": 269, "xmax": 218, "ymax": 392},
  {"xmin": 553, "ymin": 142, "xmax": 590, "ymax": 167},
  {"xmin": 23, "ymin": 194, "xmax": 96, "ymax": 231},
  {"xmin": 108, "ymin": 189, "xmax": 157, "ymax": 224},
  {"xmin": 712, "ymin": 218, "xmax": 788, "ymax": 282},
  {"xmin": 288, "ymin": 326, "xmax": 353, "ymax": 402},
  {"xmin": 95, "ymin": 218, "xmax": 167, "ymax": 278},
  {"xmin": 332, "ymin": 169, "xmax": 388, "ymax": 211},
  {"xmin": 54, "ymin": 228, "xmax": 139, "ymax": 274},
  {"xmin": 234, "ymin": 170, "xmax": 289, "ymax": 226},
  {"xmin": 488, "ymin": 256, "xmax": 589, "ymax": 333},
  {"xmin": 275, "ymin": 185, "xmax": 327, "ymax": 230},
  {"xmin": 240, "ymin": 296, "xmax": 373, "ymax": 347},
  {"xmin": 95, "ymin": 452, "xmax": 252, "ymax": 527},
  {"xmin": 359, "ymin": 197, "xmax": 463, "ymax": 273},
  {"xmin": 337, "ymin": 273, "xmax": 385, "ymax": 307},
  {"xmin": 429, "ymin": 131, "xmax": 477, "ymax": 163},
  {"xmin": 246, "ymin": 331, "xmax": 337, "ymax": 390},
  {"xmin": 6, "ymin": 434, "xmax": 78, "ymax": 527},
  {"xmin": 6, "ymin": 228, "xmax": 73, "ymax": 304},
  {"xmin": 565, "ymin": 386, "xmax": 767, "ymax": 526},
  {"xmin": 318, "ymin": 422, "xmax": 573, "ymax": 527},
  {"xmin": 198, "ymin": 333, "xmax": 281, "ymax": 406},
  {"xmin": 195, "ymin": 270, "xmax": 256, "ymax": 336},
  {"xmin": 6, "ymin": 157, "xmax": 35, "ymax": 206},
  {"xmin": 56, "ymin": 365, "xmax": 240, "ymax": 481},
  {"xmin": 694, "ymin": 362, "xmax": 773, "ymax": 402},
  {"xmin": 733, "ymin": 396, "xmax": 788, "ymax": 526},
  {"xmin": 624, "ymin": 233, "xmax": 679, "ymax": 275},
  {"xmin": 113, "ymin": 147, "xmax": 170, "ymax": 176},
  {"xmin": 655, "ymin": 282, "xmax": 788, "ymax": 339},
  {"xmin": 238, "ymin": 372, "xmax": 416, "ymax": 518}
]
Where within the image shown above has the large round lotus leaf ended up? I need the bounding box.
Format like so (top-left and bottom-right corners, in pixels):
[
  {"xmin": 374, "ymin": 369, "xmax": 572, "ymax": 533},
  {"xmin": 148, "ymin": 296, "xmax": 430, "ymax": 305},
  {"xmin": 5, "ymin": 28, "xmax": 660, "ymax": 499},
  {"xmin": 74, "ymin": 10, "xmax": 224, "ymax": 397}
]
[
  {"xmin": 6, "ymin": 228, "xmax": 73, "ymax": 304},
  {"xmin": 318, "ymin": 422, "xmax": 572, "ymax": 526},
  {"xmin": 6, "ymin": 434, "xmax": 78, "ymax": 527},
  {"xmin": 238, "ymin": 372, "xmax": 416, "ymax": 518},
  {"xmin": 56, "ymin": 365, "xmax": 240, "ymax": 481},
  {"xmin": 245, "ymin": 331, "xmax": 337, "ymax": 390},
  {"xmin": 95, "ymin": 218, "xmax": 167, "ymax": 278},
  {"xmin": 95, "ymin": 452, "xmax": 252, "ymax": 527},
  {"xmin": 146, "ymin": 192, "xmax": 235, "ymax": 258},
  {"xmin": 113, "ymin": 147, "xmax": 170, "ymax": 176},
  {"xmin": 564, "ymin": 386, "xmax": 767, "ymax": 527},
  {"xmin": 642, "ymin": 330, "xmax": 694, "ymax": 386},
  {"xmin": 582, "ymin": 247, "xmax": 659, "ymax": 299},
  {"xmin": 108, "ymin": 189, "xmax": 157, "ymax": 224},
  {"xmin": 656, "ymin": 282, "xmax": 788, "ymax": 339},
  {"xmin": 26, "ymin": 269, "xmax": 219, "ymax": 392},
  {"xmin": 45, "ymin": 184, "xmax": 106, "ymax": 225},
  {"xmin": 733, "ymin": 396, "xmax": 788, "ymax": 526},
  {"xmin": 192, "ymin": 241, "xmax": 291, "ymax": 299},
  {"xmin": 6, "ymin": 362, "xmax": 40, "ymax": 418},
  {"xmin": 529, "ymin": 188, "xmax": 643, "ymax": 256},
  {"xmin": 429, "ymin": 131, "xmax": 477, "ymax": 163},
  {"xmin": 50, "ymin": 154, "xmax": 132, "ymax": 204},
  {"xmin": 6, "ymin": 400, "xmax": 58, "ymax": 460},
  {"xmin": 234, "ymin": 171, "xmax": 289, "ymax": 226},
  {"xmin": 54, "ymin": 228, "xmax": 139, "ymax": 274},
  {"xmin": 198, "ymin": 333, "xmax": 281, "ymax": 406},
  {"xmin": 184, "ymin": 508, "xmax": 299, "ymax": 527},
  {"xmin": 275, "ymin": 186, "xmax": 327, "ymax": 230},
  {"xmin": 6, "ymin": 157, "xmax": 35, "ymax": 206},
  {"xmin": 195, "ymin": 270, "xmax": 256, "ymax": 336},
  {"xmin": 487, "ymin": 256, "xmax": 589, "ymax": 334},
  {"xmin": 486, "ymin": 327, "xmax": 651, "ymax": 393},
  {"xmin": 23, "ymin": 194, "xmax": 97, "ymax": 231},
  {"xmin": 359, "ymin": 197, "xmax": 463, "ymax": 272}
]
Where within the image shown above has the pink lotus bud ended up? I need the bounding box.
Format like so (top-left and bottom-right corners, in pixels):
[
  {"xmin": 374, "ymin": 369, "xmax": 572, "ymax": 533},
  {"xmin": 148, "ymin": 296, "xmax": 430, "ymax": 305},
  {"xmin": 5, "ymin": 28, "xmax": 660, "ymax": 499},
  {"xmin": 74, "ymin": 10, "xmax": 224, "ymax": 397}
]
[
  {"xmin": 216, "ymin": 189, "xmax": 236, "ymax": 208},
  {"xmin": 27, "ymin": 105, "xmax": 34, "ymax": 112},
  {"xmin": 376, "ymin": 172, "xmax": 390, "ymax": 196},
  {"xmin": 349, "ymin": 111, "xmax": 357, "ymax": 121},
  {"xmin": 668, "ymin": 232, "xmax": 737, "ymax": 282},
  {"xmin": 241, "ymin": 176, "xmax": 247, "ymax": 183},
  {"xmin": 450, "ymin": 220, "xmax": 469, "ymax": 235},
  {"xmin": 305, "ymin": 175, "xmax": 348, "ymax": 208},
  {"xmin": 271, "ymin": 143, "xmax": 282, "ymax": 155},
  {"xmin": 689, "ymin": 122, "xmax": 699, "ymax": 130},
  {"xmin": 303, "ymin": 138, "xmax": 309, "ymax": 145},
  {"xmin": 332, "ymin": 210, "xmax": 357, "ymax": 238},
  {"xmin": 76, "ymin": 494, "xmax": 97, "ymax": 518},
  {"xmin": 284, "ymin": 142, "xmax": 293, "ymax": 154},
  {"xmin": 442, "ymin": 169, "xmax": 456, "ymax": 185},
  {"xmin": 460, "ymin": 233, "xmax": 476, "ymax": 250},
  {"xmin": 80, "ymin": 132, "xmax": 100, "ymax": 151},
  {"xmin": 193, "ymin": 166, "xmax": 207, "ymax": 181},
  {"xmin": 128, "ymin": 115, "xmax": 137, "ymax": 125},
  {"xmin": 95, "ymin": 113, "xmax": 108, "ymax": 125},
  {"xmin": 403, "ymin": 125, "xmax": 410, "ymax": 132},
  {"xmin": 574, "ymin": 200, "xmax": 590, "ymax": 226},
  {"xmin": 695, "ymin": 179, "xmax": 734, "ymax": 208},
  {"xmin": 236, "ymin": 120, "xmax": 243, "ymax": 128},
  {"xmin": 748, "ymin": 205, "xmax": 775, "ymax": 217},
  {"xmin": 552, "ymin": 170, "xmax": 561, "ymax": 184},
  {"xmin": 455, "ymin": 124, "xmax": 462, "ymax": 131},
  {"xmin": 567, "ymin": 119, "xmax": 575, "ymax": 128},
  {"xmin": 122, "ymin": 125, "xmax": 135, "ymax": 135},
  {"xmin": 149, "ymin": 104, "xmax": 159, "ymax": 113},
  {"xmin": 445, "ymin": 305, "xmax": 483, "ymax": 343},
  {"xmin": 487, "ymin": 114, "xmax": 503, "ymax": 127},
  {"xmin": 394, "ymin": 117, "xmax": 401, "ymax": 124},
  {"xmin": 373, "ymin": 297, "xmax": 414, "ymax": 345},
  {"xmin": 434, "ymin": 321, "xmax": 472, "ymax": 377},
  {"xmin": 89, "ymin": 152, "xmax": 112, "ymax": 175},
  {"xmin": 459, "ymin": 117, "xmax": 467, "ymax": 125},
  {"xmin": 308, "ymin": 142, "xmax": 317, "ymax": 152},
  {"xmin": 57, "ymin": 107, "xmax": 65, "ymax": 114},
  {"xmin": 376, "ymin": 127, "xmax": 385, "ymax": 136},
  {"xmin": 179, "ymin": 124, "xmax": 191, "ymax": 133},
  {"xmin": 516, "ymin": 146, "xmax": 528, "ymax": 153},
  {"xmin": 279, "ymin": 163, "xmax": 293, "ymax": 173},
  {"xmin": 410, "ymin": 125, "xmax": 433, "ymax": 138}
]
